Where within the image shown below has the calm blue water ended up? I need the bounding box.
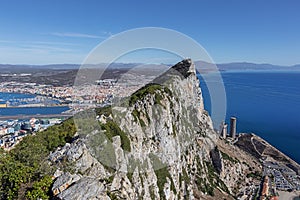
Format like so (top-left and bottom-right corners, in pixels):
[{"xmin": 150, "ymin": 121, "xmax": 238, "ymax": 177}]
[
  {"xmin": 0, "ymin": 107, "xmax": 69, "ymax": 116},
  {"xmin": 198, "ymin": 72, "xmax": 300, "ymax": 163},
  {"xmin": 0, "ymin": 92, "xmax": 69, "ymax": 115}
]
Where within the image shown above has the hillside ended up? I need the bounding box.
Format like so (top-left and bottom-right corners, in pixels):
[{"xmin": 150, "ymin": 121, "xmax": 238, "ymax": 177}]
[
  {"xmin": 47, "ymin": 59, "xmax": 262, "ymax": 199},
  {"xmin": 0, "ymin": 59, "xmax": 267, "ymax": 199}
]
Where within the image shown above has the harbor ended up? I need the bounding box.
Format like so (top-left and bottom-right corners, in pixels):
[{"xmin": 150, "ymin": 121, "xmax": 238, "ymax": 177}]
[
  {"xmin": 0, "ymin": 92, "xmax": 73, "ymax": 150},
  {"xmin": 0, "ymin": 93, "xmax": 64, "ymax": 108}
]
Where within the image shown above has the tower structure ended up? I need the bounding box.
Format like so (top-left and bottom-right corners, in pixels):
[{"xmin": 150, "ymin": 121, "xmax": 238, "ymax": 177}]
[
  {"xmin": 220, "ymin": 121, "xmax": 228, "ymax": 139},
  {"xmin": 230, "ymin": 117, "xmax": 237, "ymax": 139}
]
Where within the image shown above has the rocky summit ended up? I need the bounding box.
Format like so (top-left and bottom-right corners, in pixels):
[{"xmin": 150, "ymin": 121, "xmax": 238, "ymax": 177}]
[{"xmin": 49, "ymin": 59, "xmax": 263, "ymax": 200}]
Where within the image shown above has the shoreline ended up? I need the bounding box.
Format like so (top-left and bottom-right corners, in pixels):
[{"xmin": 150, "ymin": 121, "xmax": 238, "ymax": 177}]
[
  {"xmin": 0, "ymin": 113, "xmax": 72, "ymax": 121},
  {"xmin": 0, "ymin": 106, "xmax": 70, "ymax": 120}
]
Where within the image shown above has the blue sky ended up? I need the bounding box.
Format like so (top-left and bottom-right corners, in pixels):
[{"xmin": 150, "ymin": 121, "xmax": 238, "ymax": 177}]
[{"xmin": 0, "ymin": 0, "xmax": 299, "ymax": 65}]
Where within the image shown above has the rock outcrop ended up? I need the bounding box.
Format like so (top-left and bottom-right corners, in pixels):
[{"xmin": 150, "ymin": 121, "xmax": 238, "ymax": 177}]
[{"xmin": 49, "ymin": 59, "xmax": 260, "ymax": 199}]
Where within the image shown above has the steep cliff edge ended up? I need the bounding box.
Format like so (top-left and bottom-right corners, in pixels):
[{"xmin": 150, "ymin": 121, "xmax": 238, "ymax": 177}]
[{"xmin": 49, "ymin": 59, "xmax": 260, "ymax": 200}]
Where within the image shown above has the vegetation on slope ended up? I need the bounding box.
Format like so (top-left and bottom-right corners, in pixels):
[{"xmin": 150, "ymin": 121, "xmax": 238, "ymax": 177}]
[
  {"xmin": 100, "ymin": 120, "xmax": 131, "ymax": 152},
  {"xmin": 149, "ymin": 153, "xmax": 176, "ymax": 199},
  {"xmin": 205, "ymin": 161, "xmax": 230, "ymax": 195},
  {"xmin": 0, "ymin": 105, "xmax": 131, "ymax": 199},
  {"xmin": 0, "ymin": 118, "xmax": 76, "ymax": 200},
  {"xmin": 220, "ymin": 150, "xmax": 239, "ymax": 164},
  {"xmin": 129, "ymin": 83, "xmax": 172, "ymax": 106},
  {"xmin": 129, "ymin": 83, "xmax": 172, "ymax": 128},
  {"xmin": 194, "ymin": 155, "xmax": 229, "ymax": 197},
  {"xmin": 77, "ymin": 106, "xmax": 131, "ymax": 172}
]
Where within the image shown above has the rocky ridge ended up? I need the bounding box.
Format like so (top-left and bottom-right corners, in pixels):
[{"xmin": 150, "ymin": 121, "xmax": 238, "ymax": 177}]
[{"xmin": 49, "ymin": 59, "xmax": 261, "ymax": 200}]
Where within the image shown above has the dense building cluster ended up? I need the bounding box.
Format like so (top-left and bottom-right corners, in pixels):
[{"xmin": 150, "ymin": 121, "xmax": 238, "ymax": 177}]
[
  {"xmin": 0, "ymin": 118, "xmax": 62, "ymax": 150},
  {"xmin": 0, "ymin": 75, "xmax": 153, "ymax": 112}
]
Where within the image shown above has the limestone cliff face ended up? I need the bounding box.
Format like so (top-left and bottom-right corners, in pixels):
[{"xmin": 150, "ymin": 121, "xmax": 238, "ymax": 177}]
[{"xmin": 49, "ymin": 59, "xmax": 255, "ymax": 200}]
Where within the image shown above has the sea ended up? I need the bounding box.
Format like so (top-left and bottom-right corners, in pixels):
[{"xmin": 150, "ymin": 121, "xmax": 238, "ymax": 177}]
[
  {"xmin": 198, "ymin": 71, "xmax": 300, "ymax": 164},
  {"xmin": 0, "ymin": 92, "xmax": 69, "ymax": 116}
]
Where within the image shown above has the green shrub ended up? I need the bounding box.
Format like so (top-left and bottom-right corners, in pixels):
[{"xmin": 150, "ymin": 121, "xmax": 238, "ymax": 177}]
[
  {"xmin": 129, "ymin": 83, "xmax": 163, "ymax": 106},
  {"xmin": 203, "ymin": 161, "xmax": 229, "ymax": 195},
  {"xmin": 149, "ymin": 154, "xmax": 176, "ymax": 199},
  {"xmin": 220, "ymin": 151, "xmax": 238, "ymax": 164},
  {"xmin": 0, "ymin": 154, "xmax": 34, "ymax": 200},
  {"xmin": 95, "ymin": 106, "xmax": 112, "ymax": 117},
  {"xmin": 131, "ymin": 109, "xmax": 146, "ymax": 127},
  {"xmin": 100, "ymin": 120, "xmax": 131, "ymax": 152},
  {"xmin": 26, "ymin": 175, "xmax": 53, "ymax": 200},
  {"xmin": 129, "ymin": 83, "xmax": 172, "ymax": 106},
  {"xmin": 0, "ymin": 117, "xmax": 77, "ymax": 199}
]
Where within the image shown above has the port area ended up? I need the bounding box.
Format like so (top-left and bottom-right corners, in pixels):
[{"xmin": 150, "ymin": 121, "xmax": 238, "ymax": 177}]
[{"xmin": 0, "ymin": 93, "xmax": 64, "ymax": 108}]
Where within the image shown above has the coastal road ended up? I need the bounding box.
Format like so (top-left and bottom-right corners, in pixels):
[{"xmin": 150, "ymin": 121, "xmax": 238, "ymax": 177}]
[{"xmin": 0, "ymin": 113, "xmax": 73, "ymax": 120}]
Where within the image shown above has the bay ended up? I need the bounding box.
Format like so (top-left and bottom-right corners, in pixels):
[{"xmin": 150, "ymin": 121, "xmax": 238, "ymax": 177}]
[
  {"xmin": 0, "ymin": 92, "xmax": 69, "ymax": 116},
  {"xmin": 0, "ymin": 106, "xmax": 70, "ymax": 116}
]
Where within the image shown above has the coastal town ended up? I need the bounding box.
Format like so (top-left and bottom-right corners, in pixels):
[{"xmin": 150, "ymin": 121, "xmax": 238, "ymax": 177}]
[
  {"xmin": 0, "ymin": 70, "xmax": 155, "ymax": 112},
  {"xmin": 0, "ymin": 73, "xmax": 155, "ymax": 151}
]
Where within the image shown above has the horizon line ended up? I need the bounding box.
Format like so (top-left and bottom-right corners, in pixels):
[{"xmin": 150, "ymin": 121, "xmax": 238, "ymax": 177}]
[{"xmin": 0, "ymin": 60, "xmax": 299, "ymax": 67}]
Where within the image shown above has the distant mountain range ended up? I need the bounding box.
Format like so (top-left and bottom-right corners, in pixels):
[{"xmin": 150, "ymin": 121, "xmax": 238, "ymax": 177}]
[
  {"xmin": 194, "ymin": 61, "xmax": 300, "ymax": 72},
  {"xmin": 1, "ymin": 61, "xmax": 300, "ymax": 72},
  {"xmin": 218, "ymin": 62, "xmax": 300, "ymax": 71}
]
